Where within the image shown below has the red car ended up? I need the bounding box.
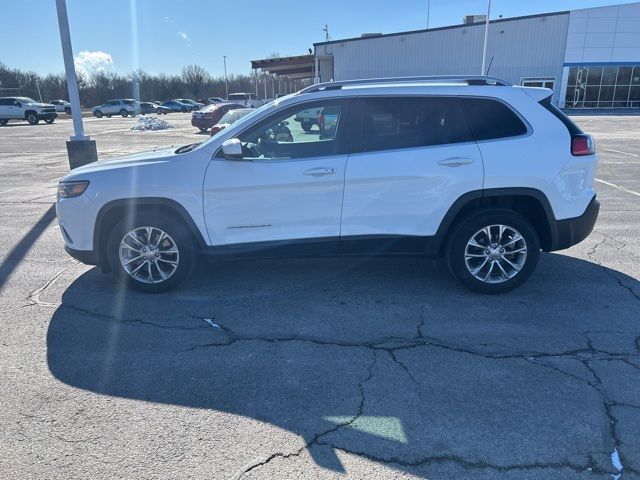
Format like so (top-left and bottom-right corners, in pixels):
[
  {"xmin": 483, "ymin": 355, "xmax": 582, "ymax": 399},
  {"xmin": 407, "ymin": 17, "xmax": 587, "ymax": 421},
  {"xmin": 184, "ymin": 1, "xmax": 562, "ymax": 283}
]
[{"xmin": 191, "ymin": 102, "xmax": 242, "ymax": 132}]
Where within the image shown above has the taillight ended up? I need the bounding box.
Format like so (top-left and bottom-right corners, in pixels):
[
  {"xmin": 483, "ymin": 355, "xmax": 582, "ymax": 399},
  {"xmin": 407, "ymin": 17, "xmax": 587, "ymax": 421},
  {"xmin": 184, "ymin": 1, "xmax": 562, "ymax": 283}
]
[{"xmin": 571, "ymin": 134, "xmax": 595, "ymax": 156}]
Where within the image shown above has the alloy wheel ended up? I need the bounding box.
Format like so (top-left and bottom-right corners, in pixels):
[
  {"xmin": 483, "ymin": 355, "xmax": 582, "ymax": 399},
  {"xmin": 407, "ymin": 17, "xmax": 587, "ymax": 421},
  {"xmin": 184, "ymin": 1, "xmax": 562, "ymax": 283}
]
[
  {"xmin": 464, "ymin": 224, "xmax": 527, "ymax": 284},
  {"xmin": 118, "ymin": 226, "xmax": 179, "ymax": 284}
]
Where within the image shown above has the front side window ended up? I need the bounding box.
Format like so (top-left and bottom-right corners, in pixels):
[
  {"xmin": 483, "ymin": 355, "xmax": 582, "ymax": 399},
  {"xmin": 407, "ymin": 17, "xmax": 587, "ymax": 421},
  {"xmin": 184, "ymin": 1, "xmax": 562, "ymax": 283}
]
[
  {"xmin": 459, "ymin": 98, "xmax": 528, "ymax": 141},
  {"xmin": 236, "ymin": 101, "xmax": 346, "ymax": 160},
  {"xmin": 360, "ymin": 97, "xmax": 473, "ymax": 152}
]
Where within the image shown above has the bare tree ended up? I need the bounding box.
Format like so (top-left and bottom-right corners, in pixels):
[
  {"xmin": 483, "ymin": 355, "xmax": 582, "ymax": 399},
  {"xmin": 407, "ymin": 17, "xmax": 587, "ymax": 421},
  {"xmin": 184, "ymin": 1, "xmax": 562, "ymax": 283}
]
[{"xmin": 182, "ymin": 64, "xmax": 209, "ymax": 98}]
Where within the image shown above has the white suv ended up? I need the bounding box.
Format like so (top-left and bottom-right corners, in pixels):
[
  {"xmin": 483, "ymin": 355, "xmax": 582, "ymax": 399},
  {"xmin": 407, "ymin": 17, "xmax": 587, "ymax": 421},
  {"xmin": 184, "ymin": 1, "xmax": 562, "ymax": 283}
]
[
  {"xmin": 91, "ymin": 99, "xmax": 140, "ymax": 118},
  {"xmin": 0, "ymin": 97, "xmax": 58, "ymax": 125},
  {"xmin": 57, "ymin": 76, "xmax": 599, "ymax": 294},
  {"xmin": 227, "ymin": 93, "xmax": 266, "ymax": 108}
]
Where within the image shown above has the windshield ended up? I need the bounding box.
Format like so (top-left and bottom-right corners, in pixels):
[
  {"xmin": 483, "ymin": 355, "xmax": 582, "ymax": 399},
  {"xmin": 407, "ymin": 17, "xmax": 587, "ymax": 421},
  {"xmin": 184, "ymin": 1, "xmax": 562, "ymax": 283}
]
[
  {"xmin": 228, "ymin": 94, "xmax": 245, "ymax": 100},
  {"xmin": 16, "ymin": 97, "xmax": 37, "ymax": 103},
  {"xmin": 219, "ymin": 109, "xmax": 252, "ymax": 124}
]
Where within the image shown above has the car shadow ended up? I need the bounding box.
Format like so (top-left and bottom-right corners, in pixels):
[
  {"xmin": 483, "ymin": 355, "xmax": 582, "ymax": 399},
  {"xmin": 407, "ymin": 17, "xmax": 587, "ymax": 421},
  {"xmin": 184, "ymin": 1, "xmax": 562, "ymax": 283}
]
[{"xmin": 46, "ymin": 253, "xmax": 639, "ymax": 476}]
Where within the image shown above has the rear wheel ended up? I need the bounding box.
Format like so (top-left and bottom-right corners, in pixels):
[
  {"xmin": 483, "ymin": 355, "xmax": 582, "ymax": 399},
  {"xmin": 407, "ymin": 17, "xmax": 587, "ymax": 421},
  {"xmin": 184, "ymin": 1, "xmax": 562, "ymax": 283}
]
[
  {"xmin": 45, "ymin": 118, "xmax": 55, "ymax": 124},
  {"xmin": 120, "ymin": 108, "xmax": 129, "ymax": 117},
  {"xmin": 0, "ymin": 119, "xmax": 8, "ymax": 126},
  {"xmin": 26, "ymin": 113, "xmax": 39, "ymax": 125},
  {"xmin": 106, "ymin": 215, "xmax": 195, "ymax": 293},
  {"xmin": 446, "ymin": 209, "xmax": 540, "ymax": 294}
]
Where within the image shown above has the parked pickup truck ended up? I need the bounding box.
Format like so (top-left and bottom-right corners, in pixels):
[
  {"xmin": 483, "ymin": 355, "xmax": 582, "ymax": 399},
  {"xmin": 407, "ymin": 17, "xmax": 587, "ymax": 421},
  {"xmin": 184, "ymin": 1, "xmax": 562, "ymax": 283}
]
[
  {"xmin": 0, "ymin": 97, "xmax": 57, "ymax": 125},
  {"xmin": 227, "ymin": 93, "xmax": 266, "ymax": 108},
  {"xmin": 294, "ymin": 107, "xmax": 322, "ymax": 131}
]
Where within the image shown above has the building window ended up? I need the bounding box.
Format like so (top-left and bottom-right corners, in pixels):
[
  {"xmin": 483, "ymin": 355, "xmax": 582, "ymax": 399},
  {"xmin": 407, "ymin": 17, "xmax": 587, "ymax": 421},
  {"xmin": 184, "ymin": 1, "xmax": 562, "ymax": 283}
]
[
  {"xmin": 521, "ymin": 77, "xmax": 555, "ymax": 90},
  {"xmin": 565, "ymin": 65, "xmax": 640, "ymax": 109}
]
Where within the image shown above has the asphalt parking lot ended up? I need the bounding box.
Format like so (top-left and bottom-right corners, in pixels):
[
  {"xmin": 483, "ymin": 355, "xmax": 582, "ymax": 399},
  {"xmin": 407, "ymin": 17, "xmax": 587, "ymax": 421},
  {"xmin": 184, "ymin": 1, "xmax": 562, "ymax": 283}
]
[{"xmin": 0, "ymin": 112, "xmax": 639, "ymax": 480}]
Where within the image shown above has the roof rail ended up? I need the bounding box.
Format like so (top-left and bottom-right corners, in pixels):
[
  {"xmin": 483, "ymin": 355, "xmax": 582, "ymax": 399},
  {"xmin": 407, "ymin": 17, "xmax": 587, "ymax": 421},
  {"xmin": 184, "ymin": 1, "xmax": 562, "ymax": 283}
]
[{"xmin": 298, "ymin": 75, "xmax": 511, "ymax": 94}]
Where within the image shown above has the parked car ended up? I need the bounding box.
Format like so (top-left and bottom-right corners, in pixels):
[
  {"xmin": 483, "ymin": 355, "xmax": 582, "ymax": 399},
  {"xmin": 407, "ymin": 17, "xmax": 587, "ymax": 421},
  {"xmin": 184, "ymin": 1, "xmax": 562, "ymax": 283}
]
[
  {"xmin": 227, "ymin": 92, "xmax": 265, "ymax": 108},
  {"xmin": 176, "ymin": 98, "xmax": 205, "ymax": 111},
  {"xmin": 294, "ymin": 107, "xmax": 321, "ymax": 131},
  {"xmin": 57, "ymin": 76, "xmax": 599, "ymax": 294},
  {"xmin": 160, "ymin": 100, "xmax": 191, "ymax": 113},
  {"xmin": 50, "ymin": 99, "xmax": 72, "ymax": 114},
  {"xmin": 209, "ymin": 108, "xmax": 253, "ymax": 136},
  {"xmin": 0, "ymin": 97, "xmax": 57, "ymax": 125},
  {"xmin": 154, "ymin": 103, "xmax": 172, "ymax": 115},
  {"xmin": 208, "ymin": 97, "xmax": 225, "ymax": 104},
  {"xmin": 139, "ymin": 102, "xmax": 159, "ymax": 115},
  {"xmin": 92, "ymin": 99, "xmax": 140, "ymax": 118},
  {"xmin": 191, "ymin": 102, "xmax": 243, "ymax": 132}
]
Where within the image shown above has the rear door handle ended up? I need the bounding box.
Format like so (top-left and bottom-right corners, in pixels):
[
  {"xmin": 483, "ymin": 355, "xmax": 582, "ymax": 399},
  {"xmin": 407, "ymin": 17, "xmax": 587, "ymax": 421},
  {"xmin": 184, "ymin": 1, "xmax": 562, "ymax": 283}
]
[
  {"xmin": 437, "ymin": 157, "xmax": 474, "ymax": 167},
  {"xmin": 303, "ymin": 167, "xmax": 336, "ymax": 177}
]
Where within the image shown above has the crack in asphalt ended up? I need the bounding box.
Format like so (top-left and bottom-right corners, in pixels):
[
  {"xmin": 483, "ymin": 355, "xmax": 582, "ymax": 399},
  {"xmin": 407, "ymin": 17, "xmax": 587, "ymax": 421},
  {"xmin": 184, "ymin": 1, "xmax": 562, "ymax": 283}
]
[
  {"xmin": 235, "ymin": 351, "xmax": 378, "ymax": 479},
  {"xmin": 587, "ymin": 234, "xmax": 640, "ymax": 302}
]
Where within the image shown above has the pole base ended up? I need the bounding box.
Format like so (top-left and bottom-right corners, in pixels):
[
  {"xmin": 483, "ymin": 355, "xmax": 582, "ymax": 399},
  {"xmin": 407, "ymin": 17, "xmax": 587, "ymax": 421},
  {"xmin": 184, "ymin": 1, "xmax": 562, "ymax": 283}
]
[{"xmin": 66, "ymin": 139, "xmax": 98, "ymax": 170}]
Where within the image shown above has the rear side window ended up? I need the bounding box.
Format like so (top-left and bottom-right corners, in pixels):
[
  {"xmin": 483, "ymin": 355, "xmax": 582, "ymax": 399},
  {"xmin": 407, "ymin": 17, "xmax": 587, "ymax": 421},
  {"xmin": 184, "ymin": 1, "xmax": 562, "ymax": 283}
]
[
  {"xmin": 459, "ymin": 97, "xmax": 528, "ymax": 141},
  {"xmin": 360, "ymin": 97, "xmax": 473, "ymax": 152}
]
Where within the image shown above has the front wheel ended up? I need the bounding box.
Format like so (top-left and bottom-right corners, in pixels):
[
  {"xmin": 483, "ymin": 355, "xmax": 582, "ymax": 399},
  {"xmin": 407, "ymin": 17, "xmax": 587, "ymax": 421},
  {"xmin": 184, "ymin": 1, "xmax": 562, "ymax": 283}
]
[
  {"xmin": 106, "ymin": 216, "xmax": 195, "ymax": 293},
  {"xmin": 0, "ymin": 119, "xmax": 8, "ymax": 126},
  {"xmin": 120, "ymin": 109, "xmax": 129, "ymax": 117},
  {"xmin": 94, "ymin": 110, "xmax": 103, "ymax": 118},
  {"xmin": 446, "ymin": 209, "xmax": 540, "ymax": 294},
  {"xmin": 26, "ymin": 113, "xmax": 39, "ymax": 125}
]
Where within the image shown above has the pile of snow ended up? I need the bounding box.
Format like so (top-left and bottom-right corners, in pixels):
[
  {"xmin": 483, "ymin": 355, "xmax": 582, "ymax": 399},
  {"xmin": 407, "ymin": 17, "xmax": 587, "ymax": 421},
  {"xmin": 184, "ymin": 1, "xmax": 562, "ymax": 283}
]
[{"xmin": 129, "ymin": 116, "xmax": 175, "ymax": 131}]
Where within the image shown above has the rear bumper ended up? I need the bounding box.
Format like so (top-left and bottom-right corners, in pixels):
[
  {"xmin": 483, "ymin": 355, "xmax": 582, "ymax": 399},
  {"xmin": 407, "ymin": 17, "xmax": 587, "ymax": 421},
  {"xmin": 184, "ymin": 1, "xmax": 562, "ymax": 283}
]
[
  {"xmin": 549, "ymin": 195, "xmax": 600, "ymax": 251},
  {"xmin": 65, "ymin": 245, "xmax": 99, "ymax": 265}
]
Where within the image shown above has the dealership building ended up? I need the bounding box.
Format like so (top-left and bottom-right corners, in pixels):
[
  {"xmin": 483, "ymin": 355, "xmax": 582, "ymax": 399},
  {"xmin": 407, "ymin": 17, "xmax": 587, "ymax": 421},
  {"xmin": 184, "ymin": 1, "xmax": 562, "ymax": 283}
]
[{"xmin": 310, "ymin": 1, "xmax": 640, "ymax": 109}]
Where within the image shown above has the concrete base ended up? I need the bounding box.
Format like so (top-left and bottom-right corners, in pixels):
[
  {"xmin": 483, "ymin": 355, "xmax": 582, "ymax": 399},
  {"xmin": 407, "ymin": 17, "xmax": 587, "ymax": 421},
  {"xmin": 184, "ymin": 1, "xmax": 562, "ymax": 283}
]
[{"xmin": 66, "ymin": 139, "xmax": 98, "ymax": 170}]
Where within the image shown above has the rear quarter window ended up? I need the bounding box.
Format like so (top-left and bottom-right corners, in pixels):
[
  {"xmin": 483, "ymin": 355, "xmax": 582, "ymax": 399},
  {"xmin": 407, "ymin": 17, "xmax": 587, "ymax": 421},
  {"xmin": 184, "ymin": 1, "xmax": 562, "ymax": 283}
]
[{"xmin": 459, "ymin": 97, "xmax": 528, "ymax": 141}]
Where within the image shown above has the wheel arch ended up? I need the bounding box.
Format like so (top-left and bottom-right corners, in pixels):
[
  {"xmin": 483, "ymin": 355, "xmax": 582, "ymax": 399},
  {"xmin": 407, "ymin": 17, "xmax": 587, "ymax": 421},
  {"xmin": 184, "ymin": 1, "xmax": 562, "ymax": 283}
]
[
  {"xmin": 24, "ymin": 109, "xmax": 38, "ymax": 119},
  {"xmin": 433, "ymin": 188, "xmax": 557, "ymax": 255},
  {"xmin": 94, "ymin": 197, "xmax": 207, "ymax": 272}
]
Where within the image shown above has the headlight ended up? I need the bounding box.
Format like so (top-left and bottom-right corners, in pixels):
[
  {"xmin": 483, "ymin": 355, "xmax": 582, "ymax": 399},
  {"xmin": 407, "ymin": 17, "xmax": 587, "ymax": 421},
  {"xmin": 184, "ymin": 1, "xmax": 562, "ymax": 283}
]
[{"xmin": 58, "ymin": 181, "xmax": 89, "ymax": 199}]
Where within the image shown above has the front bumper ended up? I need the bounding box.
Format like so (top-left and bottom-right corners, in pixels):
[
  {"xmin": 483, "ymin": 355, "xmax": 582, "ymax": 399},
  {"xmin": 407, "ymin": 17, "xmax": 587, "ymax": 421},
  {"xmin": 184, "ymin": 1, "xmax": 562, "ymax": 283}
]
[
  {"xmin": 38, "ymin": 112, "xmax": 58, "ymax": 120},
  {"xmin": 549, "ymin": 195, "xmax": 600, "ymax": 251},
  {"xmin": 65, "ymin": 245, "xmax": 99, "ymax": 265}
]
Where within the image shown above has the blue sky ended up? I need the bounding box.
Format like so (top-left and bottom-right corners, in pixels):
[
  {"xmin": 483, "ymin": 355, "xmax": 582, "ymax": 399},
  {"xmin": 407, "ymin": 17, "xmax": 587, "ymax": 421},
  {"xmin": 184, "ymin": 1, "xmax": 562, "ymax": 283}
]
[{"xmin": 1, "ymin": 0, "xmax": 638, "ymax": 77}]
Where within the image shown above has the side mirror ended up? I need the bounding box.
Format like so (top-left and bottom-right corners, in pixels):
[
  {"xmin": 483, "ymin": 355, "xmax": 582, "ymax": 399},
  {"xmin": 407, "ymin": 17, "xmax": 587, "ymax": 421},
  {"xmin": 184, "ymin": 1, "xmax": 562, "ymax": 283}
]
[{"xmin": 221, "ymin": 138, "xmax": 243, "ymax": 160}]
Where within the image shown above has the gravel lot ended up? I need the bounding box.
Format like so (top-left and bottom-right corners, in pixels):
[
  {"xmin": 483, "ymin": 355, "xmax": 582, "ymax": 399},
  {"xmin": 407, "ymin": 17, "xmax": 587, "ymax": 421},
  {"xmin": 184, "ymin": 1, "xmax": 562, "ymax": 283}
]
[{"xmin": 0, "ymin": 112, "xmax": 639, "ymax": 480}]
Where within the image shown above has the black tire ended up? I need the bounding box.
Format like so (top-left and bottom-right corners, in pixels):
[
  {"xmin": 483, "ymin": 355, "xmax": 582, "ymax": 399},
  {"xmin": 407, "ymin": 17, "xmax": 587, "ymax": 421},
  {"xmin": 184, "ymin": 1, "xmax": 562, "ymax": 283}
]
[
  {"xmin": 26, "ymin": 113, "xmax": 39, "ymax": 125},
  {"xmin": 106, "ymin": 214, "xmax": 196, "ymax": 293},
  {"xmin": 0, "ymin": 119, "xmax": 8, "ymax": 126},
  {"xmin": 95, "ymin": 110, "xmax": 103, "ymax": 118},
  {"xmin": 181, "ymin": 107, "xmax": 187, "ymax": 113},
  {"xmin": 446, "ymin": 209, "xmax": 540, "ymax": 294},
  {"xmin": 45, "ymin": 118, "xmax": 55, "ymax": 124},
  {"xmin": 106, "ymin": 115, "xmax": 112, "ymax": 118},
  {"xmin": 65, "ymin": 107, "xmax": 71, "ymax": 114},
  {"xmin": 120, "ymin": 109, "xmax": 129, "ymax": 117},
  {"xmin": 301, "ymin": 122, "xmax": 312, "ymax": 132}
]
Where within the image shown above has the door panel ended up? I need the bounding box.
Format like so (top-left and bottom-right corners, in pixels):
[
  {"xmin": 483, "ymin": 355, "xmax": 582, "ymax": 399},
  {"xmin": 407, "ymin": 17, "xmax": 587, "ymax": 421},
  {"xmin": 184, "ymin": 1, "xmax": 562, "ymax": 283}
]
[
  {"xmin": 204, "ymin": 156, "xmax": 347, "ymax": 246},
  {"xmin": 340, "ymin": 96, "xmax": 484, "ymax": 242},
  {"xmin": 203, "ymin": 99, "xmax": 352, "ymax": 247}
]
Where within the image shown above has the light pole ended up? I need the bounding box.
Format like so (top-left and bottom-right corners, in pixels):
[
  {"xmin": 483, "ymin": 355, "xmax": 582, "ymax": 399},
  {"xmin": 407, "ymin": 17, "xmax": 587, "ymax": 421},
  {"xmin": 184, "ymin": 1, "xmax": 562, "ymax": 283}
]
[
  {"xmin": 481, "ymin": 0, "xmax": 492, "ymax": 75},
  {"xmin": 223, "ymin": 55, "xmax": 229, "ymax": 99},
  {"xmin": 55, "ymin": 0, "xmax": 97, "ymax": 168},
  {"xmin": 427, "ymin": 0, "xmax": 431, "ymax": 28}
]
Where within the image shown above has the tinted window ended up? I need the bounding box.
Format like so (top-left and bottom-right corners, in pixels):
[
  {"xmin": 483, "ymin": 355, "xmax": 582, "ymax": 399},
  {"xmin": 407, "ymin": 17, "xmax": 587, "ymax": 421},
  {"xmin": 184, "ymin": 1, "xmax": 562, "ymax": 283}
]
[
  {"xmin": 237, "ymin": 101, "xmax": 346, "ymax": 160},
  {"xmin": 0, "ymin": 99, "xmax": 13, "ymax": 106},
  {"xmin": 360, "ymin": 97, "xmax": 473, "ymax": 152},
  {"xmin": 459, "ymin": 98, "xmax": 528, "ymax": 141}
]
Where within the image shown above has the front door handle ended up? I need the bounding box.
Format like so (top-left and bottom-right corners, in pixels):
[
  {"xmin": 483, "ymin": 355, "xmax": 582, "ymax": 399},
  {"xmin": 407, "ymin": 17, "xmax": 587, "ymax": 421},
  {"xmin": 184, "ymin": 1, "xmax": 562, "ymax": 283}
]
[
  {"xmin": 303, "ymin": 167, "xmax": 336, "ymax": 177},
  {"xmin": 437, "ymin": 157, "xmax": 474, "ymax": 167}
]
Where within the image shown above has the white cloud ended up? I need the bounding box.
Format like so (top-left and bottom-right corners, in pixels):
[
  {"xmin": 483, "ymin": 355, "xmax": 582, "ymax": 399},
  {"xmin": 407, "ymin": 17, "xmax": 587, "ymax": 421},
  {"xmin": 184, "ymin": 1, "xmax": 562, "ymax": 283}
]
[
  {"xmin": 74, "ymin": 50, "xmax": 113, "ymax": 78},
  {"xmin": 178, "ymin": 31, "xmax": 190, "ymax": 41}
]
